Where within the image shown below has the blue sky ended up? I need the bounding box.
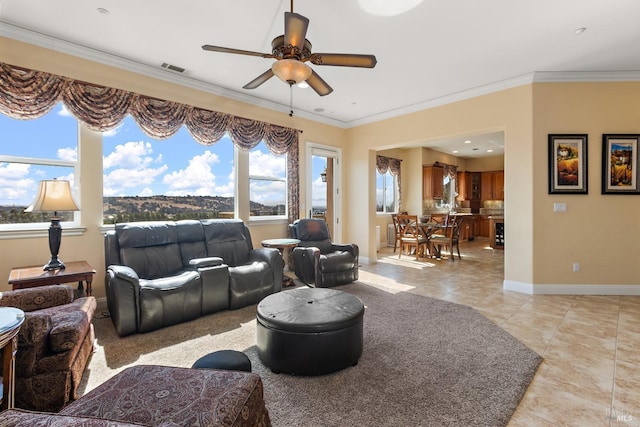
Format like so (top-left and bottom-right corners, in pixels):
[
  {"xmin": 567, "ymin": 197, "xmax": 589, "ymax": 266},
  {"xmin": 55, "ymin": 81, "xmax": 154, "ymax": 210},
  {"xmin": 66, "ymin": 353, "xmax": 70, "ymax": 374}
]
[{"xmin": 1, "ymin": 103, "xmax": 328, "ymax": 208}]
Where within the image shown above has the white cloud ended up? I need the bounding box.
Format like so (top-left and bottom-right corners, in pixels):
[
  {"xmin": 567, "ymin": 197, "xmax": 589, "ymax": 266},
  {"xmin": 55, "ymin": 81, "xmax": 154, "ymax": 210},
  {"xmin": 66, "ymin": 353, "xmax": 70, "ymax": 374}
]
[
  {"xmin": 57, "ymin": 147, "xmax": 77, "ymax": 162},
  {"xmin": 0, "ymin": 163, "xmax": 35, "ymax": 205},
  {"xmin": 103, "ymin": 141, "xmax": 160, "ymax": 170},
  {"xmin": 312, "ymin": 176, "xmax": 327, "ymax": 207},
  {"xmin": 102, "ymin": 141, "xmax": 168, "ymax": 196},
  {"xmin": 139, "ymin": 187, "xmax": 154, "ymax": 197},
  {"xmin": 57, "ymin": 104, "xmax": 72, "ymax": 117},
  {"xmin": 249, "ymin": 150, "xmax": 286, "ymax": 177},
  {"xmin": 163, "ymin": 150, "xmax": 221, "ymax": 196},
  {"xmin": 103, "ymin": 123, "xmax": 123, "ymax": 138}
]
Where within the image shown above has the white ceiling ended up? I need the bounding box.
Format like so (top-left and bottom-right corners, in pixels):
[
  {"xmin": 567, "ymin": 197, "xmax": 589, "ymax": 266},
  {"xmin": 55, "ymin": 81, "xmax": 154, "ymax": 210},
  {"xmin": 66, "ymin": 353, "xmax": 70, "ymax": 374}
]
[{"xmin": 1, "ymin": 0, "xmax": 640, "ymax": 158}]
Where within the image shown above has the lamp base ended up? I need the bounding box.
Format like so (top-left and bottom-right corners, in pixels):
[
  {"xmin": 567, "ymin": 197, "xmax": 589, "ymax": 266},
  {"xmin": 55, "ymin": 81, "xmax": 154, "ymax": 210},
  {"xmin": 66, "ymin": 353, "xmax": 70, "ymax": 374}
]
[{"xmin": 44, "ymin": 257, "xmax": 66, "ymax": 271}]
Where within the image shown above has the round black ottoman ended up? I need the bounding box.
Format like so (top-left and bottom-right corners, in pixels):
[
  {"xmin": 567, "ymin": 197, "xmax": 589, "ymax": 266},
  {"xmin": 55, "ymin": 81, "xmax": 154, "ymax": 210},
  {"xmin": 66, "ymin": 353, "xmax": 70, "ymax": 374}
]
[
  {"xmin": 192, "ymin": 350, "xmax": 252, "ymax": 372},
  {"xmin": 256, "ymin": 287, "xmax": 364, "ymax": 376}
]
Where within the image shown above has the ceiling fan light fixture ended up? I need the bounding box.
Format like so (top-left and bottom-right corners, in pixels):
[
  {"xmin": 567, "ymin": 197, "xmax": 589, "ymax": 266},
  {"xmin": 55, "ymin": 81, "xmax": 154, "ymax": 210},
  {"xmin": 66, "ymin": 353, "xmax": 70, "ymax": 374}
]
[{"xmin": 272, "ymin": 59, "xmax": 312, "ymax": 84}]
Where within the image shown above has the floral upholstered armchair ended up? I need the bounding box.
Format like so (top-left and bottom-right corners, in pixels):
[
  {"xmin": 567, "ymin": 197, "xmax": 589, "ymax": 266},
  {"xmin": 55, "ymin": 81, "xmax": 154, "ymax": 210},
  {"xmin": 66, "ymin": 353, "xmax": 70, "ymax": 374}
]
[{"xmin": 0, "ymin": 284, "xmax": 96, "ymax": 411}]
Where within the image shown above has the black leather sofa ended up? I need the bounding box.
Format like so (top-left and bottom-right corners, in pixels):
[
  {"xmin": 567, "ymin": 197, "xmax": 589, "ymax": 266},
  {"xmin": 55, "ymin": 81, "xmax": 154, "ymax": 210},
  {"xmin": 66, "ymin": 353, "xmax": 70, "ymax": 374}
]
[
  {"xmin": 104, "ymin": 219, "xmax": 283, "ymax": 336},
  {"xmin": 289, "ymin": 218, "xmax": 359, "ymax": 288}
]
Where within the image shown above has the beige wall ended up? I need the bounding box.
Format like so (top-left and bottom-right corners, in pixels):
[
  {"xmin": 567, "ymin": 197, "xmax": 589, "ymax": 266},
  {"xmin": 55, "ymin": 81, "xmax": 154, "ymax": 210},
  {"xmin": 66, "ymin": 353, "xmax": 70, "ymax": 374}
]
[
  {"xmin": 2, "ymin": 36, "xmax": 639, "ymax": 294},
  {"xmin": 531, "ymin": 82, "xmax": 640, "ymax": 285},
  {"xmin": 347, "ymin": 86, "xmax": 535, "ymax": 284}
]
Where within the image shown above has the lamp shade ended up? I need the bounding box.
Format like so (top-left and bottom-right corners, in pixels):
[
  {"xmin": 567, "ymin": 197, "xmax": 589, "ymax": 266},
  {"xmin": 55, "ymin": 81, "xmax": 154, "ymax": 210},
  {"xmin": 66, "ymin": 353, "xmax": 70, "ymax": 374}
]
[
  {"xmin": 25, "ymin": 180, "xmax": 79, "ymax": 213},
  {"xmin": 271, "ymin": 59, "xmax": 312, "ymax": 84}
]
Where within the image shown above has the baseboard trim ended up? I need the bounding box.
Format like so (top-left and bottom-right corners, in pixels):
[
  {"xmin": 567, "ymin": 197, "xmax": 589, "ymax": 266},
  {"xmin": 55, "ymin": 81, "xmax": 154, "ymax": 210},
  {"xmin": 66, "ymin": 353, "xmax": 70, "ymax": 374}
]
[{"xmin": 504, "ymin": 280, "xmax": 640, "ymax": 295}]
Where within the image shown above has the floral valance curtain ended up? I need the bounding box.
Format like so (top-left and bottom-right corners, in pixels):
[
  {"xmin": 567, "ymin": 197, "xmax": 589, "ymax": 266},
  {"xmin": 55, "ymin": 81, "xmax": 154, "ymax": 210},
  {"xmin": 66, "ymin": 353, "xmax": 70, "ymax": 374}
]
[
  {"xmin": 0, "ymin": 63, "xmax": 298, "ymax": 153},
  {"xmin": 0, "ymin": 62, "xmax": 299, "ymax": 222},
  {"xmin": 376, "ymin": 155, "xmax": 403, "ymax": 209}
]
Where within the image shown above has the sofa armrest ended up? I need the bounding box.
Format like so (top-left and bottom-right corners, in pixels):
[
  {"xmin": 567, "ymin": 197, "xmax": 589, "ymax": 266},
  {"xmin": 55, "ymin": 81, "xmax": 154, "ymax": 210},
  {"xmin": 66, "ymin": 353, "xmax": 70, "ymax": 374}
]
[
  {"xmin": 250, "ymin": 247, "xmax": 284, "ymax": 290},
  {"xmin": 105, "ymin": 266, "xmax": 140, "ymax": 337},
  {"xmin": 331, "ymin": 243, "xmax": 359, "ymax": 259},
  {"xmin": 48, "ymin": 297, "xmax": 96, "ymax": 353},
  {"xmin": 189, "ymin": 257, "xmax": 224, "ymax": 268}
]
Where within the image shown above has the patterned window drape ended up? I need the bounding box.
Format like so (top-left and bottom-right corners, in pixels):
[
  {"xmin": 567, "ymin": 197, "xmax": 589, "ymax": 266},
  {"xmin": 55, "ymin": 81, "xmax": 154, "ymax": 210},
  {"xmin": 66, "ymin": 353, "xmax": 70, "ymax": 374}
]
[
  {"xmin": 440, "ymin": 163, "xmax": 458, "ymax": 195},
  {"xmin": 376, "ymin": 155, "xmax": 402, "ymax": 210},
  {"xmin": 0, "ymin": 62, "xmax": 300, "ymax": 222}
]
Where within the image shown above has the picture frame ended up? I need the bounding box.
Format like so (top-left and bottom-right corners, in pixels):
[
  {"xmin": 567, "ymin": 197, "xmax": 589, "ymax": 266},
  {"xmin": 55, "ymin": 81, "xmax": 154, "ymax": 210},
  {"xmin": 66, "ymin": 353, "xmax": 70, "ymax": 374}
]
[
  {"xmin": 602, "ymin": 134, "xmax": 640, "ymax": 194},
  {"xmin": 548, "ymin": 134, "xmax": 588, "ymax": 194}
]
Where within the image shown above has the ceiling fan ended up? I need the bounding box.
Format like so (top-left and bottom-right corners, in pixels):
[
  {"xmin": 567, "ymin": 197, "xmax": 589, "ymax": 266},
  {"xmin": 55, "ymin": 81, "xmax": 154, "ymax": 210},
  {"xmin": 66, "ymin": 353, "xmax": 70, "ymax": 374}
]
[{"xmin": 202, "ymin": 1, "xmax": 377, "ymax": 96}]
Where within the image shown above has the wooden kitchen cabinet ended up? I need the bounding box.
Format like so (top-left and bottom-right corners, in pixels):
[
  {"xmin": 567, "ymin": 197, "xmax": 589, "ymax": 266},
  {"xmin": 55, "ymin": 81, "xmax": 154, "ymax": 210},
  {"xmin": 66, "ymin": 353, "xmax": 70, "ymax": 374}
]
[
  {"xmin": 477, "ymin": 216, "xmax": 490, "ymax": 237},
  {"xmin": 481, "ymin": 171, "xmax": 504, "ymax": 201},
  {"xmin": 457, "ymin": 172, "xmax": 481, "ymax": 202},
  {"xmin": 423, "ymin": 164, "xmax": 444, "ymax": 199}
]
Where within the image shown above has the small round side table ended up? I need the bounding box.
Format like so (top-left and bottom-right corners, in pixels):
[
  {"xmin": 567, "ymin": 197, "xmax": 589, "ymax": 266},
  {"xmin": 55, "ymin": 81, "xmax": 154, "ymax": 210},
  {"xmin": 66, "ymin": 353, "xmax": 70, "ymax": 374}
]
[
  {"xmin": 0, "ymin": 307, "xmax": 25, "ymax": 410},
  {"xmin": 261, "ymin": 238, "xmax": 300, "ymax": 287}
]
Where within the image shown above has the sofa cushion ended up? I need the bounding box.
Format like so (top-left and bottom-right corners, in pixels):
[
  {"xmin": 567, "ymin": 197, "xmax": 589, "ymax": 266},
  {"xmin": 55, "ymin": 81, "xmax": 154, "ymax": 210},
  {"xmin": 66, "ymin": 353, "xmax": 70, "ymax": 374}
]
[
  {"xmin": 117, "ymin": 222, "xmax": 183, "ymax": 279},
  {"xmin": 202, "ymin": 220, "xmax": 251, "ymax": 267},
  {"xmin": 176, "ymin": 219, "xmax": 208, "ymax": 265}
]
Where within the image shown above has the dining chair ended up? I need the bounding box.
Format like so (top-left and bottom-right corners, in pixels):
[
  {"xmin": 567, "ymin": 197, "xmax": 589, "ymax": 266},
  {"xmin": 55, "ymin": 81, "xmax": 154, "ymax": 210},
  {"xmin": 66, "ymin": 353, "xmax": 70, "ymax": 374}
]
[
  {"xmin": 396, "ymin": 214, "xmax": 428, "ymax": 260},
  {"xmin": 429, "ymin": 215, "xmax": 464, "ymax": 261},
  {"xmin": 391, "ymin": 214, "xmax": 402, "ymax": 253}
]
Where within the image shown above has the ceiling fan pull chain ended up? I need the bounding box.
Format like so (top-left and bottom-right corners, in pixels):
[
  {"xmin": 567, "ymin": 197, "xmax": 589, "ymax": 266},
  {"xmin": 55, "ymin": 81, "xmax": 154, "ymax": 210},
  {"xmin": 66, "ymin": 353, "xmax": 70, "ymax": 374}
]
[{"xmin": 289, "ymin": 84, "xmax": 294, "ymax": 117}]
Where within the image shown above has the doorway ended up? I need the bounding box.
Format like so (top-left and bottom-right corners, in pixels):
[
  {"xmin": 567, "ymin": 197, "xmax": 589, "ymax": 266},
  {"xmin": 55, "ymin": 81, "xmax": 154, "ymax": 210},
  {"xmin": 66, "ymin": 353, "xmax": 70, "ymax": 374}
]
[{"xmin": 306, "ymin": 143, "xmax": 342, "ymax": 241}]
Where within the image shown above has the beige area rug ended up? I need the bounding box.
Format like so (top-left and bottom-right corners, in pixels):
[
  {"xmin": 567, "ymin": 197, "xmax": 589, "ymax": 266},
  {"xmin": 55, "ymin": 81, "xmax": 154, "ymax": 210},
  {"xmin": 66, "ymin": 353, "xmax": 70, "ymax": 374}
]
[{"xmin": 82, "ymin": 281, "xmax": 542, "ymax": 426}]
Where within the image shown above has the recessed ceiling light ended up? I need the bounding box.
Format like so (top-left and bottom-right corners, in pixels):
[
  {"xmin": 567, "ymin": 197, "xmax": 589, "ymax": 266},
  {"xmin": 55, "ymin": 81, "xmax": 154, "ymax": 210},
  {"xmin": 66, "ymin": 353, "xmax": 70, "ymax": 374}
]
[
  {"xmin": 314, "ymin": 108, "xmax": 325, "ymax": 113},
  {"xmin": 464, "ymin": 140, "xmax": 471, "ymax": 144},
  {"xmin": 487, "ymin": 149, "xmax": 494, "ymax": 153},
  {"xmin": 97, "ymin": 7, "xmax": 110, "ymax": 14},
  {"xmin": 297, "ymin": 81, "xmax": 309, "ymax": 89},
  {"xmin": 453, "ymin": 150, "xmax": 459, "ymax": 154},
  {"xmin": 472, "ymin": 148, "xmax": 479, "ymax": 151},
  {"xmin": 575, "ymin": 27, "xmax": 587, "ymax": 35}
]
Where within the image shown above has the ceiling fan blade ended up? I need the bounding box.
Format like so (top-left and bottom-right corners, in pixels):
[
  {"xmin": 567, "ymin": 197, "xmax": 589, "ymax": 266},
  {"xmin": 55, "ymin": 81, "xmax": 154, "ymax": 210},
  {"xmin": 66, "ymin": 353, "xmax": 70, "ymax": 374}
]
[
  {"xmin": 284, "ymin": 12, "xmax": 309, "ymax": 51},
  {"xmin": 202, "ymin": 45, "xmax": 274, "ymax": 59},
  {"xmin": 310, "ymin": 53, "xmax": 377, "ymax": 68},
  {"xmin": 243, "ymin": 69, "xmax": 275, "ymax": 89},
  {"xmin": 306, "ymin": 70, "xmax": 333, "ymax": 96}
]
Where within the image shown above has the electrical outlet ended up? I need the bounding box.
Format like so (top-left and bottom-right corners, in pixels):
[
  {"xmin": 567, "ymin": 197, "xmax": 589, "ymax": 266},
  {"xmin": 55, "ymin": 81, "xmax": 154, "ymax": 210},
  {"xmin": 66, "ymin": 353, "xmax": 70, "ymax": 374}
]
[{"xmin": 573, "ymin": 262, "xmax": 580, "ymax": 272}]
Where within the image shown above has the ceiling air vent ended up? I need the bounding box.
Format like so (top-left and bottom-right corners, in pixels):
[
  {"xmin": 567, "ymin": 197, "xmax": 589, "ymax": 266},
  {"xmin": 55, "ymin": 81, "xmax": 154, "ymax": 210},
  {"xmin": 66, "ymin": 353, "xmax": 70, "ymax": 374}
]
[{"xmin": 161, "ymin": 63, "xmax": 186, "ymax": 73}]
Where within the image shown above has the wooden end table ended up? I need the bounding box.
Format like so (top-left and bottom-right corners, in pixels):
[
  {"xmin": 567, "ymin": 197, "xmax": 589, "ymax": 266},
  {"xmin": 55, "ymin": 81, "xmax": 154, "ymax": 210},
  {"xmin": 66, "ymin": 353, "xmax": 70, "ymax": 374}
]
[
  {"xmin": 8, "ymin": 260, "xmax": 96, "ymax": 297},
  {"xmin": 0, "ymin": 307, "xmax": 25, "ymax": 410}
]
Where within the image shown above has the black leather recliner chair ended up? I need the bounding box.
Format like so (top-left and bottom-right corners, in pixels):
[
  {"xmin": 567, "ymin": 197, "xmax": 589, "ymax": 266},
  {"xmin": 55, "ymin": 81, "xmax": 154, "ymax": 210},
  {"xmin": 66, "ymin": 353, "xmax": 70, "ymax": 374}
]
[{"xmin": 289, "ymin": 218, "xmax": 359, "ymax": 287}]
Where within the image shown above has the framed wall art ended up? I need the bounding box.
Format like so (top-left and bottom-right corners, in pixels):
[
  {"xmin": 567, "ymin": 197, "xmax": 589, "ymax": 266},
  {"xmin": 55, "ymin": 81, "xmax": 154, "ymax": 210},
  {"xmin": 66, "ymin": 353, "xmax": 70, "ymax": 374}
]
[
  {"xmin": 548, "ymin": 134, "xmax": 588, "ymax": 194},
  {"xmin": 602, "ymin": 134, "xmax": 640, "ymax": 194}
]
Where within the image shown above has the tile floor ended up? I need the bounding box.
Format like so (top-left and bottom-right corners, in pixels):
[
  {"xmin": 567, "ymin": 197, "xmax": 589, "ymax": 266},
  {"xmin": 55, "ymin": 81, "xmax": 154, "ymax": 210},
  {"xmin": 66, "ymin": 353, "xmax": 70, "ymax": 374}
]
[{"xmin": 366, "ymin": 239, "xmax": 639, "ymax": 427}]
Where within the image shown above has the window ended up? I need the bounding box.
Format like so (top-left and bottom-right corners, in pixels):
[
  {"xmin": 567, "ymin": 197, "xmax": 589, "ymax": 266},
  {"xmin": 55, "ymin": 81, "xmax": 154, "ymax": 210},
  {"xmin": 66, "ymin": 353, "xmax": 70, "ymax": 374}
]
[
  {"xmin": 249, "ymin": 142, "xmax": 287, "ymax": 217},
  {"xmin": 0, "ymin": 103, "xmax": 79, "ymax": 227},
  {"xmin": 102, "ymin": 115, "xmax": 236, "ymax": 223},
  {"xmin": 376, "ymin": 169, "xmax": 397, "ymax": 213},
  {"xmin": 443, "ymin": 174, "xmax": 457, "ymax": 208}
]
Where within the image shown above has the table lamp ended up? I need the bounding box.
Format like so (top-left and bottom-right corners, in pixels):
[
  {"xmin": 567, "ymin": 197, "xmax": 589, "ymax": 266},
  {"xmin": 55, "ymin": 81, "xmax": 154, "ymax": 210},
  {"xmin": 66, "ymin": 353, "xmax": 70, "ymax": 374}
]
[{"xmin": 25, "ymin": 179, "xmax": 79, "ymax": 271}]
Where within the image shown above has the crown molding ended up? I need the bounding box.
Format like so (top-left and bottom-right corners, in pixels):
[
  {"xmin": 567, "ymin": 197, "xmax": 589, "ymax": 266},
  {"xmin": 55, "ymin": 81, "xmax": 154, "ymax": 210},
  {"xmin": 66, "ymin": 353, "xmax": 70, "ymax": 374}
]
[{"xmin": 2, "ymin": 21, "xmax": 639, "ymax": 129}]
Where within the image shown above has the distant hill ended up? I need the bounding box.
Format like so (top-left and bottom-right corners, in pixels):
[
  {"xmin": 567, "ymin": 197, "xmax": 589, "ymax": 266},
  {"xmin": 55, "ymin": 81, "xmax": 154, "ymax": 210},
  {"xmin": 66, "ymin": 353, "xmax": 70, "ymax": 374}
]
[
  {"xmin": 0, "ymin": 195, "xmax": 285, "ymax": 224},
  {"xmin": 103, "ymin": 195, "xmax": 283, "ymax": 223}
]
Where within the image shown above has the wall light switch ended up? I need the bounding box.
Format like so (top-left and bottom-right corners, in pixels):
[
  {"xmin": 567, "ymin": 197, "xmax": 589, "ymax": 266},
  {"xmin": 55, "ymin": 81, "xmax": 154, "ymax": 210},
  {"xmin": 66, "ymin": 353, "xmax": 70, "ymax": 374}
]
[{"xmin": 553, "ymin": 202, "xmax": 567, "ymax": 212}]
